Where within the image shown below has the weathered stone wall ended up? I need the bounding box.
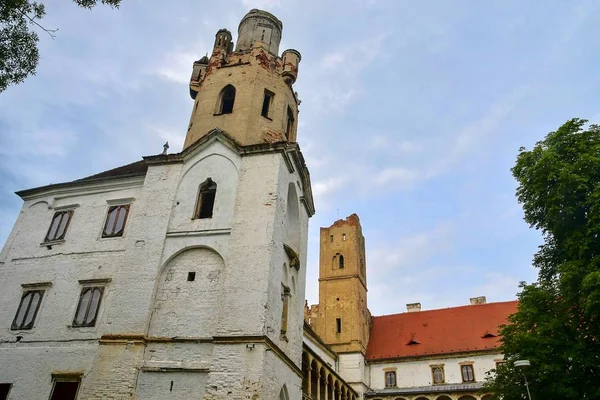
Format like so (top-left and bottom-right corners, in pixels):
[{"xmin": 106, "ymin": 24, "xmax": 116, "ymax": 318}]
[
  {"xmin": 313, "ymin": 214, "xmax": 371, "ymax": 354},
  {"xmin": 184, "ymin": 46, "xmax": 299, "ymax": 149}
]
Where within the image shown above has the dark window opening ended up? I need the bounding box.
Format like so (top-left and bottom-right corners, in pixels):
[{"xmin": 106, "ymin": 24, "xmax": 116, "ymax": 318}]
[
  {"xmin": 342, "ymin": 233, "xmax": 346, "ymax": 241},
  {"xmin": 50, "ymin": 380, "xmax": 80, "ymax": 400},
  {"xmin": 339, "ymin": 255, "xmax": 344, "ymax": 269},
  {"xmin": 219, "ymin": 85, "xmax": 236, "ymax": 114},
  {"xmin": 102, "ymin": 204, "xmax": 130, "ymax": 238},
  {"xmin": 285, "ymin": 107, "xmax": 295, "ymax": 140},
  {"xmin": 262, "ymin": 91, "xmax": 273, "ymax": 117},
  {"xmin": 187, "ymin": 272, "xmax": 196, "ymax": 281},
  {"xmin": 461, "ymin": 365, "xmax": 475, "ymax": 382},
  {"xmin": 45, "ymin": 210, "xmax": 73, "ymax": 242},
  {"xmin": 12, "ymin": 290, "xmax": 44, "ymax": 330},
  {"xmin": 330, "ymin": 235, "xmax": 334, "ymax": 242},
  {"xmin": 336, "ymin": 318, "xmax": 341, "ymax": 334},
  {"xmin": 73, "ymin": 286, "xmax": 104, "ymax": 328},
  {"xmin": 385, "ymin": 371, "xmax": 396, "ymax": 388},
  {"xmin": 0, "ymin": 384, "xmax": 11, "ymax": 400},
  {"xmin": 195, "ymin": 178, "xmax": 217, "ymax": 219}
]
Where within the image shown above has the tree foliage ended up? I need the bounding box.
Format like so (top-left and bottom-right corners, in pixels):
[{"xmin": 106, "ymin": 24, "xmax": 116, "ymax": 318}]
[
  {"xmin": 0, "ymin": 0, "xmax": 121, "ymax": 93},
  {"xmin": 485, "ymin": 119, "xmax": 600, "ymax": 399}
]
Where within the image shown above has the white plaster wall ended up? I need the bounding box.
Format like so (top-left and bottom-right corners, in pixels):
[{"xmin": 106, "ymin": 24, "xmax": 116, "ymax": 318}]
[
  {"xmin": 143, "ymin": 342, "xmax": 214, "ymax": 370},
  {"xmin": 0, "ymin": 138, "xmax": 311, "ymax": 399},
  {"xmin": 369, "ymin": 353, "xmax": 502, "ymax": 389},
  {"xmin": 136, "ymin": 371, "xmax": 208, "ymax": 400},
  {"xmin": 149, "ymin": 248, "xmax": 225, "ymax": 338},
  {"xmin": 169, "ymin": 140, "xmax": 240, "ymax": 233},
  {"xmin": 0, "ymin": 342, "xmax": 97, "ymax": 400},
  {"xmin": 0, "ymin": 184, "xmax": 145, "ymax": 345}
]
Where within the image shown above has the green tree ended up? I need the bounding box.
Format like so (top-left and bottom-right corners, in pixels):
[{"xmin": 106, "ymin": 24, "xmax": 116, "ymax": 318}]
[
  {"xmin": 485, "ymin": 118, "xmax": 600, "ymax": 399},
  {"xmin": 0, "ymin": 0, "xmax": 121, "ymax": 93}
]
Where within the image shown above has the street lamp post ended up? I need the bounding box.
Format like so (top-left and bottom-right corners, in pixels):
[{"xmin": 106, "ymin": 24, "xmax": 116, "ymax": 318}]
[{"xmin": 514, "ymin": 360, "xmax": 532, "ymax": 400}]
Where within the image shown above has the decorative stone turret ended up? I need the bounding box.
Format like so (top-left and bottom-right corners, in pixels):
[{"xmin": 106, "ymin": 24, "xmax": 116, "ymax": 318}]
[
  {"xmin": 189, "ymin": 56, "xmax": 208, "ymax": 100},
  {"xmin": 282, "ymin": 49, "xmax": 301, "ymax": 85},
  {"xmin": 213, "ymin": 28, "xmax": 232, "ymax": 53}
]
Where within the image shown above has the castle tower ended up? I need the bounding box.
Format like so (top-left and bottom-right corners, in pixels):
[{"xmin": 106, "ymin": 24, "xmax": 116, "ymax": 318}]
[
  {"xmin": 186, "ymin": 9, "xmax": 301, "ymax": 149},
  {"xmin": 180, "ymin": 9, "xmax": 312, "ymax": 400},
  {"xmin": 309, "ymin": 214, "xmax": 371, "ymax": 396}
]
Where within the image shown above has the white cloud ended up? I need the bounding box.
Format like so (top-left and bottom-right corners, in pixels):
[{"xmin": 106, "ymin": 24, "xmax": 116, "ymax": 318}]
[{"xmin": 153, "ymin": 50, "xmax": 201, "ymax": 84}]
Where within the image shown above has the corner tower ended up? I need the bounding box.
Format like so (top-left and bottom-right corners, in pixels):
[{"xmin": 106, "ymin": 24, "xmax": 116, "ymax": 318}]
[{"xmin": 186, "ymin": 9, "xmax": 301, "ymax": 148}]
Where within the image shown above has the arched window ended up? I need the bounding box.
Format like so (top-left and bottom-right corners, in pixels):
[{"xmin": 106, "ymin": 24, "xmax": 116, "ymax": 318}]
[
  {"xmin": 385, "ymin": 371, "xmax": 396, "ymax": 387},
  {"xmin": 339, "ymin": 255, "xmax": 344, "ymax": 269},
  {"xmin": 195, "ymin": 178, "xmax": 217, "ymax": 219},
  {"xmin": 218, "ymin": 85, "xmax": 236, "ymax": 114}
]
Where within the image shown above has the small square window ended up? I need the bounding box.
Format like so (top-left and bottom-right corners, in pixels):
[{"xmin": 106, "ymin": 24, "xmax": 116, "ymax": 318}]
[
  {"xmin": 461, "ymin": 364, "xmax": 475, "ymax": 383},
  {"xmin": 495, "ymin": 361, "xmax": 506, "ymax": 369},
  {"xmin": 102, "ymin": 205, "xmax": 130, "ymax": 238},
  {"xmin": 261, "ymin": 90, "xmax": 274, "ymax": 118},
  {"xmin": 385, "ymin": 371, "xmax": 396, "ymax": 388},
  {"xmin": 187, "ymin": 272, "xmax": 196, "ymax": 281},
  {"xmin": 11, "ymin": 290, "xmax": 44, "ymax": 330},
  {"xmin": 45, "ymin": 211, "xmax": 73, "ymax": 242},
  {"xmin": 73, "ymin": 286, "xmax": 104, "ymax": 327},
  {"xmin": 49, "ymin": 379, "xmax": 80, "ymax": 400},
  {"xmin": 431, "ymin": 366, "xmax": 445, "ymax": 384}
]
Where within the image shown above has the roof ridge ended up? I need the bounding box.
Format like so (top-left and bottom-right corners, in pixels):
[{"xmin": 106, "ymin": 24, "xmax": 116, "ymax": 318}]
[{"xmin": 372, "ymin": 299, "xmax": 518, "ymax": 319}]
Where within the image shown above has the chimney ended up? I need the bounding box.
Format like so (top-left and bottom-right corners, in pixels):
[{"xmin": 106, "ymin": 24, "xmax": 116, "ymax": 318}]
[
  {"xmin": 406, "ymin": 303, "xmax": 421, "ymax": 312},
  {"xmin": 470, "ymin": 296, "xmax": 487, "ymax": 305}
]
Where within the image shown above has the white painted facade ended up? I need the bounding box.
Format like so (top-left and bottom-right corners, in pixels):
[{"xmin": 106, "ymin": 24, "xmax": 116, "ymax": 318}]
[
  {"xmin": 368, "ymin": 353, "xmax": 501, "ymax": 393},
  {"xmin": 0, "ymin": 133, "xmax": 312, "ymax": 400}
]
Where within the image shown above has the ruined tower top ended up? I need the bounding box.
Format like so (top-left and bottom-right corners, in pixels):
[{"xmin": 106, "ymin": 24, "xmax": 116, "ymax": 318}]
[{"xmin": 236, "ymin": 9, "xmax": 283, "ymax": 55}]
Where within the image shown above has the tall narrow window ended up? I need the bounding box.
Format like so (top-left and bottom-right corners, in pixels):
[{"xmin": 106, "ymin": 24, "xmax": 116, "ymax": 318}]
[
  {"xmin": 218, "ymin": 85, "xmax": 236, "ymax": 114},
  {"xmin": 45, "ymin": 210, "xmax": 73, "ymax": 242},
  {"xmin": 339, "ymin": 255, "xmax": 344, "ymax": 269},
  {"xmin": 195, "ymin": 178, "xmax": 217, "ymax": 219},
  {"xmin": 336, "ymin": 317, "xmax": 342, "ymax": 334},
  {"xmin": 102, "ymin": 204, "xmax": 130, "ymax": 238},
  {"xmin": 285, "ymin": 107, "xmax": 295, "ymax": 140},
  {"xmin": 49, "ymin": 378, "xmax": 80, "ymax": 400},
  {"xmin": 262, "ymin": 90, "xmax": 273, "ymax": 117},
  {"xmin": 281, "ymin": 285, "xmax": 290, "ymax": 336},
  {"xmin": 73, "ymin": 286, "xmax": 104, "ymax": 327},
  {"xmin": 0, "ymin": 384, "xmax": 11, "ymax": 400},
  {"xmin": 461, "ymin": 364, "xmax": 475, "ymax": 382},
  {"xmin": 385, "ymin": 371, "xmax": 396, "ymax": 388},
  {"xmin": 432, "ymin": 366, "xmax": 445, "ymax": 384},
  {"xmin": 11, "ymin": 290, "xmax": 44, "ymax": 330}
]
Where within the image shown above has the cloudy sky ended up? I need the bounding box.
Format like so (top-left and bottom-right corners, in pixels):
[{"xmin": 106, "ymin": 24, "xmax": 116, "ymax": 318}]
[{"xmin": 1, "ymin": 0, "xmax": 599, "ymax": 316}]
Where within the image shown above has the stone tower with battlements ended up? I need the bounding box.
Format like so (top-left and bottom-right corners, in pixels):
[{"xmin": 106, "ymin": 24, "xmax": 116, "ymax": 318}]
[
  {"xmin": 187, "ymin": 9, "xmax": 301, "ymax": 149},
  {"xmin": 306, "ymin": 214, "xmax": 372, "ymax": 397}
]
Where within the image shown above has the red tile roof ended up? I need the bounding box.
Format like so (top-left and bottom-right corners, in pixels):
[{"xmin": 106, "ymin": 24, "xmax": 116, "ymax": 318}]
[{"xmin": 366, "ymin": 300, "xmax": 518, "ymax": 360}]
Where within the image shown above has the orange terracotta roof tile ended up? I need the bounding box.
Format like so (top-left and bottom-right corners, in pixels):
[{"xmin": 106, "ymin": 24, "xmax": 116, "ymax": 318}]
[{"xmin": 366, "ymin": 300, "xmax": 518, "ymax": 360}]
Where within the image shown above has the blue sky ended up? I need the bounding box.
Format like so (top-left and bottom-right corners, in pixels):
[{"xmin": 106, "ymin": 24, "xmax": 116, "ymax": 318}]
[{"xmin": 1, "ymin": 0, "xmax": 599, "ymax": 316}]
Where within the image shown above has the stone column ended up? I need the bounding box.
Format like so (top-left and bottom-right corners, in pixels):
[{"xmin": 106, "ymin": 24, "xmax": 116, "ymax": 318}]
[
  {"xmin": 316, "ymin": 369, "xmax": 321, "ymax": 400},
  {"xmin": 307, "ymin": 359, "xmax": 312, "ymax": 398}
]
